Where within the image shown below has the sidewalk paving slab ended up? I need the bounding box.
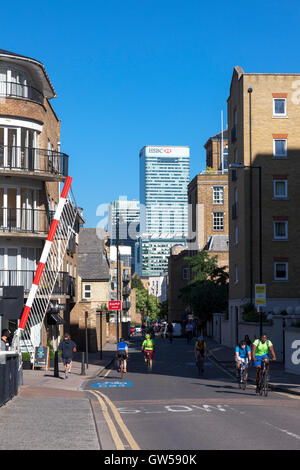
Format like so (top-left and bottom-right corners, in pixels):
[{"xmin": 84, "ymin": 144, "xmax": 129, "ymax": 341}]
[{"xmin": 0, "ymin": 342, "xmax": 117, "ymax": 450}]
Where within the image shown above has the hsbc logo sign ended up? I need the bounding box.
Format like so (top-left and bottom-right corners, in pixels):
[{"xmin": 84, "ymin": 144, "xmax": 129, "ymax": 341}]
[{"xmin": 148, "ymin": 147, "xmax": 173, "ymax": 154}]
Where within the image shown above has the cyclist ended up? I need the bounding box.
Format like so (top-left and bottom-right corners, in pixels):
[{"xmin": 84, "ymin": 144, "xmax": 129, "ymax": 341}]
[
  {"xmin": 194, "ymin": 336, "xmax": 206, "ymax": 374},
  {"xmin": 235, "ymin": 340, "xmax": 251, "ymax": 383},
  {"xmin": 141, "ymin": 333, "xmax": 155, "ymax": 368},
  {"xmin": 252, "ymin": 333, "xmax": 276, "ymax": 394},
  {"xmin": 116, "ymin": 337, "xmax": 128, "ymax": 373}
]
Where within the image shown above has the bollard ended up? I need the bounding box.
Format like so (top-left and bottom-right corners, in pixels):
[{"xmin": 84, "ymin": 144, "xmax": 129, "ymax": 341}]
[
  {"xmin": 54, "ymin": 351, "xmax": 59, "ymax": 378},
  {"xmin": 81, "ymin": 352, "xmax": 86, "ymax": 376}
]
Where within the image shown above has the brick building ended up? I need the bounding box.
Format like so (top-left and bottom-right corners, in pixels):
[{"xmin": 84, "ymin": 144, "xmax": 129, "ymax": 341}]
[
  {"xmin": 228, "ymin": 66, "xmax": 300, "ymax": 345},
  {"xmin": 0, "ymin": 49, "xmax": 82, "ymax": 347},
  {"xmin": 167, "ymin": 131, "xmax": 229, "ymax": 322}
]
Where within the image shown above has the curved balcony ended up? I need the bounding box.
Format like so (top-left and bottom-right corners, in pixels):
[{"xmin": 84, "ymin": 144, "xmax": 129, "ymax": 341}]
[
  {"xmin": 0, "ymin": 270, "xmax": 75, "ymax": 297},
  {"xmin": 0, "ymin": 207, "xmax": 54, "ymax": 237},
  {"xmin": 0, "ymin": 145, "xmax": 68, "ymax": 180},
  {"xmin": 0, "ymin": 81, "xmax": 44, "ymax": 105}
]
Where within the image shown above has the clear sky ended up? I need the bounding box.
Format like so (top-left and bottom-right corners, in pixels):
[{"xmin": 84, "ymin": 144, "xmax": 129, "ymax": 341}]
[{"xmin": 2, "ymin": 0, "xmax": 300, "ymax": 226}]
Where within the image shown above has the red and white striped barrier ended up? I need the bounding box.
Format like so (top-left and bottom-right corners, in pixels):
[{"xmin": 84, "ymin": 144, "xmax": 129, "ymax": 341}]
[{"xmin": 18, "ymin": 176, "xmax": 73, "ymax": 331}]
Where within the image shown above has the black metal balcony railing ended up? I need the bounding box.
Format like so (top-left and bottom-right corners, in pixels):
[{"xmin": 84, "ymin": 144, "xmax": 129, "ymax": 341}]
[
  {"xmin": 0, "ymin": 208, "xmax": 54, "ymax": 234},
  {"xmin": 0, "ymin": 145, "xmax": 68, "ymax": 178},
  {"xmin": 122, "ymin": 300, "xmax": 131, "ymax": 310},
  {"xmin": 123, "ymin": 273, "xmax": 130, "ymax": 283},
  {"xmin": 0, "ymin": 80, "xmax": 44, "ymax": 104},
  {"xmin": 0, "ymin": 270, "xmax": 75, "ymax": 296},
  {"xmin": 52, "ymin": 272, "xmax": 76, "ymax": 297},
  {"xmin": 122, "ymin": 286, "xmax": 131, "ymax": 297}
]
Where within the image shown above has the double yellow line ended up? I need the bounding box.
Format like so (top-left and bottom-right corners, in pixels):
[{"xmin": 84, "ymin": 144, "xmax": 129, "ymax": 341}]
[{"xmin": 90, "ymin": 389, "xmax": 140, "ymax": 450}]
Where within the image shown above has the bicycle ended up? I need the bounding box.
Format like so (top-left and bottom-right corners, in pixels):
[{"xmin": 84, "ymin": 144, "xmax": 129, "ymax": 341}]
[
  {"xmin": 196, "ymin": 354, "xmax": 205, "ymax": 375},
  {"xmin": 238, "ymin": 359, "xmax": 248, "ymax": 390},
  {"xmin": 257, "ymin": 357, "xmax": 269, "ymax": 397},
  {"xmin": 116, "ymin": 354, "xmax": 126, "ymax": 379},
  {"xmin": 145, "ymin": 350, "xmax": 152, "ymax": 371}
]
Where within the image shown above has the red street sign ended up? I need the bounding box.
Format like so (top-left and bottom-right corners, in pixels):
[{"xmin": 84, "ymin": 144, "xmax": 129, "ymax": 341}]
[{"xmin": 109, "ymin": 301, "xmax": 121, "ymax": 311}]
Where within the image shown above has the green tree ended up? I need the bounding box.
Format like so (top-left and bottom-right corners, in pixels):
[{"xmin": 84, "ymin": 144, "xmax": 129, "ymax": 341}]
[{"xmin": 179, "ymin": 251, "xmax": 228, "ymax": 322}]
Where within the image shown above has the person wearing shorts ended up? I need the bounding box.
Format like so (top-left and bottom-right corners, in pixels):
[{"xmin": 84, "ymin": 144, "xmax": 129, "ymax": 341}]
[
  {"xmin": 252, "ymin": 334, "xmax": 276, "ymax": 393},
  {"xmin": 58, "ymin": 333, "xmax": 77, "ymax": 379},
  {"xmin": 116, "ymin": 338, "xmax": 128, "ymax": 373}
]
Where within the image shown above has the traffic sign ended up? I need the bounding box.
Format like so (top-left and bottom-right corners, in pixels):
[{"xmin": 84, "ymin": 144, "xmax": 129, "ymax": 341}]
[
  {"xmin": 255, "ymin": 284, "xmax": 266, "ymax": 307},
  {"xmin": 108, "ymin": 301, "xmax": 121, "ymax": 310}
]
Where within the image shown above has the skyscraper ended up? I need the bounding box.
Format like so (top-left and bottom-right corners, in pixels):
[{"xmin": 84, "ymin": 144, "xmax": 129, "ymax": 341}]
[
  {"xmin": 138, "ymin": 145, "xmax": 190, "ymax": 276},
  {"xmin": 108, "ymin": 197, "xmax": 140, "ymax": 274}
]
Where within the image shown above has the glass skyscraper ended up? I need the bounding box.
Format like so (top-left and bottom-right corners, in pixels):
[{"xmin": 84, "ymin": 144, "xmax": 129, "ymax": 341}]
[{"xmin": 138, "ymin": 145, "xmax": 190, "ymax": 276}]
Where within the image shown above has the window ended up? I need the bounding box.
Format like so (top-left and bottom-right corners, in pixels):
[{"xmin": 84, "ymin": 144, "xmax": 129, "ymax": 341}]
[
  {"xmin": 274, "ymin": 139, "xmax": 287, "ymax": 158},
  {"xmin": 274, "ymin": 221, "xmax": 288, "ymax": 240},
  {"xmin": 274, "ymin": 262, "xmax": 288, "ymax": 281},
  {"xmin": 274, "ymin": 180, "xmax": 288, "ymax": 199},
  {"xmin": 213, "ymin": 212, "xmax": 224, "ymax": 231},
  {"xmin": 234, "ymin": 226, "xmax": 239, "ymax": 245},
  {"xmin": 213, "ymin": 186, "xmax": 224, "ymax": 204},
  {"xmin": 182, "ymin": 267, "xmax": 190, "ymax": 280},
  {"xmin": 273, "ymin": 98, "xmax": 286, "ymax": 116},
  {"xmin": 235, "ymin": 264, "xmax": 238, "ymax": 283},
  {"xmin": 234, "ymin": 148, "xmax": 238, "ymax": 164},
  {"xmin": 83, "ymin": 284, "xmax": 91, "ymax": 299}
]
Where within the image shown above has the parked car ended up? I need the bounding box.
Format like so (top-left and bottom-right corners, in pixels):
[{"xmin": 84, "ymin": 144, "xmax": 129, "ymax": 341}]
[{"xmin": 135, "ymin": 325, "xmax": 142, "ymax": 333}]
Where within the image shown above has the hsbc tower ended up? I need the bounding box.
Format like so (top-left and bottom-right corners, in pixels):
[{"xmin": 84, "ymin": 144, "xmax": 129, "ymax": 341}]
[{"xmin": 138, "ymin": 145, "xmax": 190, "ymax": 276}]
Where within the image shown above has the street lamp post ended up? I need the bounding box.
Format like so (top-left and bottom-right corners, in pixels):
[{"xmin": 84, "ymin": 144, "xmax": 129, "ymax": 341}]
[{"xmin": 229, "ymin": 162, "xmax": 263, "ymax": 335}]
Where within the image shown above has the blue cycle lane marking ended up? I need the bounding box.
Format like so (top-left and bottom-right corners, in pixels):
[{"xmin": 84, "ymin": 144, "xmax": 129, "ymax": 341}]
[{"xmin": 91, "ymin": 381, "xmax": 133, "ymax": 388}]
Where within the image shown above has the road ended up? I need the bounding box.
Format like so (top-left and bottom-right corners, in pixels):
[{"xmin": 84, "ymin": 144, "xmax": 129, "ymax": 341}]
[{"xmin": 84, "ymin": 334, "xmax": 300, "ymax": 450}]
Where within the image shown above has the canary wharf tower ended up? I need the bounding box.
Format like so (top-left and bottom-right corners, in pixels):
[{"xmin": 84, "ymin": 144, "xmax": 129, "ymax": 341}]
[{"xmin": 138, "ymin": 145, "xmax": 190, "ymax": 276}]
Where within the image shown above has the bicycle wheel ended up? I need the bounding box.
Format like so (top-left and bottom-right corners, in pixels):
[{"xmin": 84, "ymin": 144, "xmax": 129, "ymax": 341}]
[
  {"xmin": 263, "ymin": 370, "xmax": 269, "ymax": 396},
  {"xmin": 259, "ymin": 369, "xmax": 264, "ymax": 396},
  {"xmin": 120, "ymin": 359, "xmax": 124, "ymax": 379}
]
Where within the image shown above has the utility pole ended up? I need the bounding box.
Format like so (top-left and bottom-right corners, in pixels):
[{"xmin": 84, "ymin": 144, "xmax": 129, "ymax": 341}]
[{"xmin": 116, "ymin": 213, "xmax": 120, "ymax": 343}]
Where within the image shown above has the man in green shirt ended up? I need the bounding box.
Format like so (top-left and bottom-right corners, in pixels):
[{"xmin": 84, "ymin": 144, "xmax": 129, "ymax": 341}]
[
  {"xmin": 252, "ymin": 334, "xmax": 276, "ymax": 393},
  {"xmin": 141, "ymin": 334, "xmax": 155, "ymax": 369}
]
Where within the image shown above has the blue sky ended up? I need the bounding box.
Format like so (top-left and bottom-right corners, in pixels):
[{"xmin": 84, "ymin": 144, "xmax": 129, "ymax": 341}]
[{"xmin": 2, "ymin": 0, "xmax": 300, "ymax": 226}]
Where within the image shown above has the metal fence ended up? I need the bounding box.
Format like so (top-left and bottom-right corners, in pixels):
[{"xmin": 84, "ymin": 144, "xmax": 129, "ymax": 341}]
[{"xmin": 0, "ymin": 352, "xmax": 19, "ymax": 407}]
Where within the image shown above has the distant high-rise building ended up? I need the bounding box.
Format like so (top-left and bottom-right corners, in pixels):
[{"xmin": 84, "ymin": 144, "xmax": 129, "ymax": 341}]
[
  {"xmin": 108, "ymin": 197, "xmax": 140, "ymax": 274},
  {"xmin": 138, "ymin": 145, "xmax": 190, "ymax": 276}
]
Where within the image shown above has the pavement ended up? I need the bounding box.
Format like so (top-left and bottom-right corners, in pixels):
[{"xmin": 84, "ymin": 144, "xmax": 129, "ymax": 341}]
[{"xmin": 0, "ymin": 336, "xmax": 300, "ymax": 450}]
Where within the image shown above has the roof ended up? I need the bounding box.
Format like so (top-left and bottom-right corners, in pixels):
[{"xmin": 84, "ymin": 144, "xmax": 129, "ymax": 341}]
[
  {"xmin": 78, "ymin": 228, "xmax": 110, "ymax": 281},
  {"xmin": 205, "ymin": 235, "xmax": 229, "ymax": 252},
  {"xmin": 0, "ymin": 49, "xmax": 56, "ymax": 98},
  {"xmin": 204, "ymin": 129, "xmax": 228, "ymax": 148}
]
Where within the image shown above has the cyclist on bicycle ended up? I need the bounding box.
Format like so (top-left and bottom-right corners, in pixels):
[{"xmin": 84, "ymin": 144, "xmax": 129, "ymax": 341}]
[
  {"xmin": 116, "ymin": 337, "xmax": 128, "ymax": 373},
  {"xmin": 235, "ymin": 340, "xmax": 251, "ymax": 382},
  {"xmin": 194, "ymin": 336, "xmax": 206, "ymax": 374},
  {"xmin": 141, "ymin": 333, "xmax": 155, "ymax": 368},
  {"xmin": 252, "ymin": 334, "xmax": 276, "ymax": 393}
]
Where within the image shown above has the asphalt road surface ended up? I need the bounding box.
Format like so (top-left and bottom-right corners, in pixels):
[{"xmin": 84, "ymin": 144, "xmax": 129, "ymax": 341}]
[{"xmin": 84, "ymin": 334, "xmax": 300, "ymax": 450}]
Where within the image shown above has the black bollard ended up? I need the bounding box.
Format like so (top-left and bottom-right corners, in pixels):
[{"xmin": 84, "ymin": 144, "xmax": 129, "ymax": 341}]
[
  {"xmin": 81, "ymin": 352, "xmax": 86, "ymax": 376},
  {"xmin": 54, "ymin": 351, "xmax": 59, "ymax": 378}
]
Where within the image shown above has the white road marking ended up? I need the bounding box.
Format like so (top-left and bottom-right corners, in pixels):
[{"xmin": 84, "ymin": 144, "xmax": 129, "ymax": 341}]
[{"xmin": 264, "ymin": 422, "xmax": 300, "ymax": 441}]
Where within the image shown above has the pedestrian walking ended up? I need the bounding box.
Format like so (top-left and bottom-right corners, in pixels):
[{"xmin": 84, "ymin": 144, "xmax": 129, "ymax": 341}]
[
  {"xmin": 1, "ymin": 329, "xmax": 11, "ymax": 351},
  {"xmin": 58, "ymin": 333, "xmax": 77, "ymax": 379},
  {"xmin": 167, "ymin": 322, "xmax": 173, "ymax": 343},
  {"xmin": 185, "ymin": 321, "xmax": 193, "ymax": 344},
  {"xmin": 244, "ymin": 335, "xmax": 252, "ymax": 348}
]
